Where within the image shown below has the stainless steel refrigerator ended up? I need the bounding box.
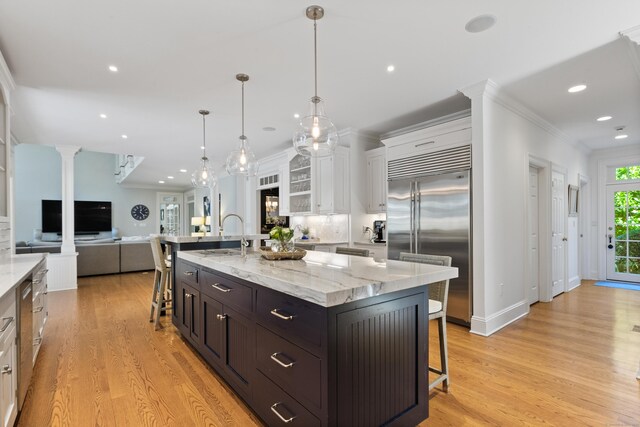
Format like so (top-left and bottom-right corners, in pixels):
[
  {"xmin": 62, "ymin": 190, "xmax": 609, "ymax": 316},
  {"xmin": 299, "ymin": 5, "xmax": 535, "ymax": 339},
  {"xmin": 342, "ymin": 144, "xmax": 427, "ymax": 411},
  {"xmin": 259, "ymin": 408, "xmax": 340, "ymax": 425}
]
[{"xmin": 387, "ymin": 170, "xmax": 472, "ymax": 325}]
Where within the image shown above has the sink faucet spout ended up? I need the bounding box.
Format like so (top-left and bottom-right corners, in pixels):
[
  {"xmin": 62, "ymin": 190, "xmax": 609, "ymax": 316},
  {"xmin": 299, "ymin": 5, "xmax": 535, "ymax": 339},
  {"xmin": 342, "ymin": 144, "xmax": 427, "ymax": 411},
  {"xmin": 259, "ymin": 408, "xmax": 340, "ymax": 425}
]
[{"xmin": 221, "ymin": 213, "xmax": 248, "ymax": 256}]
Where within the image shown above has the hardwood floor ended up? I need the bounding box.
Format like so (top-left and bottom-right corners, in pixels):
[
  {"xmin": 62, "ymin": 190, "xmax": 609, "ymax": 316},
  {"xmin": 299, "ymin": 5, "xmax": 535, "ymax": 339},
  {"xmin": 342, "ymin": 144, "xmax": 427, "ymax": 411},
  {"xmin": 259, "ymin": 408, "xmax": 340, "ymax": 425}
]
[{"xmin": 18, "ymin": 273, "xmax": 640, "ymax": 426}]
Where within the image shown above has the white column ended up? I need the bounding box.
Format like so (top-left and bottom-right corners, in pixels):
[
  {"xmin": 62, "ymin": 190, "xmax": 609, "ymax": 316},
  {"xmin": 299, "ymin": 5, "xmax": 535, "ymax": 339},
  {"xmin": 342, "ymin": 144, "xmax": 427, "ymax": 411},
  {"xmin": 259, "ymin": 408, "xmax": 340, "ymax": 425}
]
[
  {"xmin": 56, "ymin": 145, "xmax": 80, "ymax": 253},
  {"xmin": 47, "ymin": 145, "xmax": 81, "ymax": 291}
]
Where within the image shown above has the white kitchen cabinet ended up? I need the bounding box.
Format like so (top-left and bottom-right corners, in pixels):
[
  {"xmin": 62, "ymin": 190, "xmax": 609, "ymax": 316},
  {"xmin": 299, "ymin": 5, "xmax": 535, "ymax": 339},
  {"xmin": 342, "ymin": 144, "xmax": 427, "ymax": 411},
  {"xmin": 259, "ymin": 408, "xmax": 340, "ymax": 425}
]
[
  {"xmin": 365, "ymin": 147, "xmax": 387, "ymax": 213},
  {"xmin": 0, "ymin": 293, "xmax": 16, "ymax": 427},
  {"xmin": 32, "ymin": 259, "xmax": 47, "ymax": 363},
  {"xmin": 287, "ymin": 146, "xmax": 350, "ymax": 215}
]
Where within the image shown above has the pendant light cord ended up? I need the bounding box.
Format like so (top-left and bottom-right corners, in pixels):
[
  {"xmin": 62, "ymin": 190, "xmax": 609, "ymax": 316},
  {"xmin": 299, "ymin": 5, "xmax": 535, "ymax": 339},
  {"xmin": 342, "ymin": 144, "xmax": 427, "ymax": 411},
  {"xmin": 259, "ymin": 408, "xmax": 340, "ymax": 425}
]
[
  {"xmin": 202, "ymin": 113, "xmax": 206, "ymax": 158},
  {"xmin": 313, "ymin": 17, "xmax": 318, "ymax": 117},
  {"xmin": 241, "ymin": 81, "xmax": 245, "ymax": 138}
]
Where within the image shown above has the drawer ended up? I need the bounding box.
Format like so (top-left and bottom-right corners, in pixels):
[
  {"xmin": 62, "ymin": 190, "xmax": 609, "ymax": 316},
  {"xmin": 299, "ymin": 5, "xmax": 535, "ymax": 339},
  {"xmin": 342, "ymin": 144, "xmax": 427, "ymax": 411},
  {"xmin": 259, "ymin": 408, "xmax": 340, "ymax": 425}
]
[
  {"xmin": 201, "ymin": 270, "xmax": 252, "ymax": 313},
  {"xmin": 252, "ymin": 371, "xmax": 321, "ymax": 427},
  {"xmin": 256, "ymin": 289, "xmax": 324, "ymax": 348},
  {"xmin": 386, "ymin": 126, "xmax": 471, "ymax": 161},
  {"xmin": 256, "ymin": 325, "xmax": 322, "ymax": 409},
  {"xmin": 176, "ymin": 260, "xmax": 199, "ymax": 286},
  {"xmin": 0, "ymin": 293, "xmax": 16, "ymax": 342}
]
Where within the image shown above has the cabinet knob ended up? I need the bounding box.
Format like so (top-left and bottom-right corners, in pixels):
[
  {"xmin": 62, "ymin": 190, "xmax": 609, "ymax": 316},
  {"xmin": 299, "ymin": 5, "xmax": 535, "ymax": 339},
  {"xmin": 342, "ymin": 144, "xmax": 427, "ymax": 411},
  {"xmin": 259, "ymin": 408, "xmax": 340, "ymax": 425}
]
[
  {"xmin": 216, "ymin": 314, "xmax": 227, "ymax": 321},
  {"xmin": 1, "ymin": 365, "xmax": 11, "ymax": 375}
]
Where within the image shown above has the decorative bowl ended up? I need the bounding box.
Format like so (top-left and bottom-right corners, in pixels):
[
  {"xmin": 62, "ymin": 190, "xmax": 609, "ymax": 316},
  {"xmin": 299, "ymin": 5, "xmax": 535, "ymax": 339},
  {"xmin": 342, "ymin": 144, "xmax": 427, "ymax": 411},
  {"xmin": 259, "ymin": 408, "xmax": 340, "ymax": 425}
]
[{"xmin": 260, "ymin": 246, "xmax": 307, "ymax": 261}]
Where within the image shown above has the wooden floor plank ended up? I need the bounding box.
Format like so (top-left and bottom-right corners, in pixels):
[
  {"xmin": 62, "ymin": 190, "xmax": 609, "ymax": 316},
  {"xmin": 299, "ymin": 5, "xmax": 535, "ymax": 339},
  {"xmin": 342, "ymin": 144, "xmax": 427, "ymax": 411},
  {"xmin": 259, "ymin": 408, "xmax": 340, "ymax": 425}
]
[{"xmin": 16, "ymin": 273, "xmax": 640, "ymax": 426}]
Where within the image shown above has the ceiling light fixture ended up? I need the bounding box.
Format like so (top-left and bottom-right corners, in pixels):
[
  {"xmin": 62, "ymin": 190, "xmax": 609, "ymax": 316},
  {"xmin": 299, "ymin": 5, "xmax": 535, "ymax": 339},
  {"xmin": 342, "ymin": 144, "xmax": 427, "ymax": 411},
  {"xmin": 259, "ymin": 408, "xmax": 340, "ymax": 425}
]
[
  {"xmin": 596, "ymin": 116, "xmax": 612, "ymax": 122},
  {"xmin": 293, "ymin": 113, "xmax": 300, "ymax": 119},
  {"xmin": 226, "ymin": 74, "xmax": 258, "ymax": 176},
  {"xmin": 158, "ymin": 180, "xmax": 165, "ymax": 184},
  {"xmin": 387, "ymin": 65, "xmax": 395, "ymax": 72},
  {"xmin": 568, "ymin": 84, "xmax": 587, "ymax": 93},
  {"xmin": 615, "ymin": 134, "xmax": 629, "ymax": 140},
  {"xmin": 108, "ymin": 65, "xmax": 118, "ymax": 72},
  {"xmin": 167, "ymin": 176, "xmax": 174, "ymax": 179},
  {"xmin": 179, "ymin": 169, "xmax": 187, "ymax": 173},
  {"xmin": 292, "ymin": 5, "xmax": 338, "ymax": 158},
  {"xmin": 465, "ymin": 15, "xmax": 497, "ymax": 33},
  {"xmin": 191, "ymin": 110, "xmax": 217, "ymax": 188},
  {"xmin": 121, "ymin": 134, "xmax": 128, "ymax": 139},
  {"xmin": 99, "ymin": 113, "xmax": 107, "ymax": 119}
]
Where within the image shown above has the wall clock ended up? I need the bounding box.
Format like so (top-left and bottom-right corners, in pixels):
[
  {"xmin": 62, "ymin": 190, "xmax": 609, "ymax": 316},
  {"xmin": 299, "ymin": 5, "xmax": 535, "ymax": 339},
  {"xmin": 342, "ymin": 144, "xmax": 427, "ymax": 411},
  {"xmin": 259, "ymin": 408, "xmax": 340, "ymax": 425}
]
[{"xmin": 131, "ymin": 204, "xmax": 150, "ymax": 221}]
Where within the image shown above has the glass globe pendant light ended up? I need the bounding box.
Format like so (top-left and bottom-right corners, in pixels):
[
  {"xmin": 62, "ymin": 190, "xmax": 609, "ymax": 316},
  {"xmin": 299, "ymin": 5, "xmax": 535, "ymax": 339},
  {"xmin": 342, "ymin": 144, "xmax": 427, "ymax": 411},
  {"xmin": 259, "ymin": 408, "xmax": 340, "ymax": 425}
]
[
  {"xmin": 191, "ymin": 109, "xmax": 217, "ymax": 188},
  {"xmin": 292, "ymin": 5, "xmax": 338, "ymax": 158},
  {"xmin": 226, "ymin": 74, "xmax": 258, "ymax": 176}
]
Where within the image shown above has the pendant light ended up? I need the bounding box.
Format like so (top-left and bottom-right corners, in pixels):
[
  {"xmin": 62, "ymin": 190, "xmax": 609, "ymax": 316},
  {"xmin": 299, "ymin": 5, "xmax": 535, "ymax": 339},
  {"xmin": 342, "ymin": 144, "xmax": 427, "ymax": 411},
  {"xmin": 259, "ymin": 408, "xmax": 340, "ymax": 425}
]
[
  {"xmin": 191, "ymin": 110, "xmax": 217, "ymax": 188},
  {"xmin": 292, "ymin": 5, "xmax": 338, "ymax": 158},
  {"xmin": 226, "ymin": 74, "xmax": 258, "ymax": 176}
]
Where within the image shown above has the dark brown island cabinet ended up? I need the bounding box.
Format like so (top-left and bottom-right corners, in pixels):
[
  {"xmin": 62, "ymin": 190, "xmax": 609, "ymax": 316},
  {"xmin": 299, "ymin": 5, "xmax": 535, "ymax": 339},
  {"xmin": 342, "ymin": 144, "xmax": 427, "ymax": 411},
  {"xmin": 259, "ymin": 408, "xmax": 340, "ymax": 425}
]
[{"xmin": 173, "ymin": 257, "xmax": 431, "ymax": 426}]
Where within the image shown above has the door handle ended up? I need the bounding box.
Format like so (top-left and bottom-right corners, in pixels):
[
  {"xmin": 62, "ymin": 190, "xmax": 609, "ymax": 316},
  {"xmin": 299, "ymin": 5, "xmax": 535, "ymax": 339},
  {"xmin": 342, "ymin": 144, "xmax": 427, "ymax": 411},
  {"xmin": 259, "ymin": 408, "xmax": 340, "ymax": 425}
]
[
  {"xmin": 607, "ymin": 234, "xmax": 613, "ymax": 249},
  {"xmin": 562, "ymin": 237, "xmax": 567, "ymax": 242}
]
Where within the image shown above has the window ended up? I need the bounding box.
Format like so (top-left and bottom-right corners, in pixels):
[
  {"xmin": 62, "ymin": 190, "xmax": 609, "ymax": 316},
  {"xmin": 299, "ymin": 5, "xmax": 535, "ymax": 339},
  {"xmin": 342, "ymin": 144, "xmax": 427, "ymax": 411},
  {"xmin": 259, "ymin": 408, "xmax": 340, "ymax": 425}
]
[{"xmin": 615, "ymin": 165, "xmax": 640, "ymax": 181}]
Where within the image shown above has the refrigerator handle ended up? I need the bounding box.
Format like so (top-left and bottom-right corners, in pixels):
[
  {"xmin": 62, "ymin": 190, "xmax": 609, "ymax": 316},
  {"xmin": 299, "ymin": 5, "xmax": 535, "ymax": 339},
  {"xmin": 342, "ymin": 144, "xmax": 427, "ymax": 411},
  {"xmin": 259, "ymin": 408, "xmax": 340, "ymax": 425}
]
[
  {"xmin": 414, "ymin": 181, "xmax": 420, "ymax": 254},
  {"xmin": 409, "ymin": 181, "xmax": 414, "ymax": 253}
]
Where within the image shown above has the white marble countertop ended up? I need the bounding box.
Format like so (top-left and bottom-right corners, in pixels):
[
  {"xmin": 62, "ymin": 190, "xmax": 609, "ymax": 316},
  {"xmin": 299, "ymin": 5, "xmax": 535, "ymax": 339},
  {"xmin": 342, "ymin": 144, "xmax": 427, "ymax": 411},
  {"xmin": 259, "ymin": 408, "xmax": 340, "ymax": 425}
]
[
  {"xmin": 177, "ymin": 249, "xmax": 457, "ymax": 307},
  {"xmin": 0, "ymin": 254, "xmax": 46, "ymax": 299},
  {"xmin": 162, "ymin": 234, "xmax": 268, "ymax": 244}
]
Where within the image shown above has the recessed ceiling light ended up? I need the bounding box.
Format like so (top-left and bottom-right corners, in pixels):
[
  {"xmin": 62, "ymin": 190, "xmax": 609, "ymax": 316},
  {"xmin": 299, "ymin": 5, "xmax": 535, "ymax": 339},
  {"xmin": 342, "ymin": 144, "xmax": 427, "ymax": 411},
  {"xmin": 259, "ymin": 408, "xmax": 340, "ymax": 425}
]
[
  {"xmin": 167, "ymin": 176, "xmax": 174, "ymax": 179},
  {"xmin": 386, "ymin": 65, "xmax": 395, "ymax": 73},
  {"xmin": 99, "ymin": 113, "xmax": 107, "ymax": 119},
  {"xmin": 200, "ymin": 145, "xmax": 205, "ymax": 150},
  {"xmin": 121, "ymin": 134, "xmax": 128, "ymax": 139},
  {"xmin": 568, "ymin": 84, "xmax": 587, "ymax": 93},
  {"xmin": 465, "ymin": 14, "xmax": 497, "ymax": 33},
  {"xmin": 108, "ymin": 65, "xmax": 118, "ymax": 72},
  {"xmin": 596, "ymin": 116, "xmax": 612, "ymax": 122},
  {"xmin": 615, "ymin": 134, "xmax": 628, "ymax": 140},
  {"xmin": 158, "ymin": 180, "xmax": 165, "ymax": 184},
  {"xmin": 293, "ymin": 113, "xmax": 300, "ymax": 119},
  {"xmin": 179, "ymin": 169, "xmax": 187, "ymax": 173},
  {"xmin": 262, "ymin": 126, "xmax": 276, "ymax": 132}
]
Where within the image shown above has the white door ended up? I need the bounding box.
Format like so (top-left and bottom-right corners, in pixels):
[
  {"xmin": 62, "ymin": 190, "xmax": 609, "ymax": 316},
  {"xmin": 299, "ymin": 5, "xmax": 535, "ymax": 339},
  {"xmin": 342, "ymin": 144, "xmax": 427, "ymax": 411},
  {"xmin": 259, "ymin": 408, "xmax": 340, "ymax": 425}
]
[
  {"xmin": 528, "ymin": 166, "xmax": 540, "ymax": 304},
  {"xmin": 606, "ymin": 183, "xmax": 640, "ymax": 283},
  {"xmin": 551, "ymin": 170, "xmax": 566, "ymax": 297}
]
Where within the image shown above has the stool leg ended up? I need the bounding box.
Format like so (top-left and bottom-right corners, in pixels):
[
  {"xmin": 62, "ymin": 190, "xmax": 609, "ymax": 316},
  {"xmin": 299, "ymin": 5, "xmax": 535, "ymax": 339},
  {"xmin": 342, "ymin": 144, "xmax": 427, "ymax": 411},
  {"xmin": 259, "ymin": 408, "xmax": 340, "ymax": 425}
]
[
  {"xmin": 149, "ymin": 269, "xmax": 160, "ymax": 322},
  {"xmin": 438, "ymin": 317, "xmax": 449, "ymax": 392},
  {"xmin": 154, "ymin": 269, "xmax": 168, "ymax": 330}
]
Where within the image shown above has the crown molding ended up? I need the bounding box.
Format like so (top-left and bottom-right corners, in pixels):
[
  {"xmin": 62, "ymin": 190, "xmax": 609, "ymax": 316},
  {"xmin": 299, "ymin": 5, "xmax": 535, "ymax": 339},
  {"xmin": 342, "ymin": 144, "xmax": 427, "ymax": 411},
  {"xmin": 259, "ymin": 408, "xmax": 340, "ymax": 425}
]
[
  {"xmin": 621, "ymin": 25, "xmax": 640, "ymax": 45},
  {"xmin": 0, "ymin": 49, "xmax": 16, "ymax": 100},
  {"xmin": 621, "ymin": 31, "xmax": 640, "ymax": 82}
]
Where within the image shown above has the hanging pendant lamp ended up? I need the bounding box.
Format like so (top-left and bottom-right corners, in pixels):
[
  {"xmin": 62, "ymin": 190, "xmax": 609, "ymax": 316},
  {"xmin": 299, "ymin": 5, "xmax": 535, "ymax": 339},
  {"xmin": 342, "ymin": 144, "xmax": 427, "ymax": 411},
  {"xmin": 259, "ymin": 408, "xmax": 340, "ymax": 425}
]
[
  {"xmin": 292, "ymin": 5, "xmax": 338, "ymax": 158},
  {"xmin": 226, "ymin": 74, "xmax": 259, "ymax": 176},
  {"xmin": 191, "ymin": 110, "xmax": 217, "ymax": 188}
]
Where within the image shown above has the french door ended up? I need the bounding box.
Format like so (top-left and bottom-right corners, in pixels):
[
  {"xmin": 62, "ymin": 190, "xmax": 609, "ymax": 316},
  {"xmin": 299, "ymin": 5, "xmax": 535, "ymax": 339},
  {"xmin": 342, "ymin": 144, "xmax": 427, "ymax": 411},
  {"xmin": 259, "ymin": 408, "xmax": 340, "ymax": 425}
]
[{"xmin": 606, "ymin": 183, "xmax": 640, "ymax": 283}]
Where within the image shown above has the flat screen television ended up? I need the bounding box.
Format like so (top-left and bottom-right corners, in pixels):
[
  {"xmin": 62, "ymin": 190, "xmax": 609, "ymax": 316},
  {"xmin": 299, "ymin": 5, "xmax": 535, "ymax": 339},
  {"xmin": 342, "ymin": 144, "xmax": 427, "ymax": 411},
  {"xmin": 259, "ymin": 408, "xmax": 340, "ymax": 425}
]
[{"xmin": 42, "ymin": 200, "xmax": 112, "ymax": 234}]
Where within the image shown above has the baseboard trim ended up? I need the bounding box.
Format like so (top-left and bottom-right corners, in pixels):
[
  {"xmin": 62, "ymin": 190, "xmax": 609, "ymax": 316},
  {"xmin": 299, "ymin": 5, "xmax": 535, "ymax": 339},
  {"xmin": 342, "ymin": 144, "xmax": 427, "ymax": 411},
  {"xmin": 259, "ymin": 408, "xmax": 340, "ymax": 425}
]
[
  {"xmin": 567, "ymin": 276, "xmax": 581, "ymax": 292},
  {"xmin": 470, "ymin": 300, "xmax": 529, "ymax": 336}
]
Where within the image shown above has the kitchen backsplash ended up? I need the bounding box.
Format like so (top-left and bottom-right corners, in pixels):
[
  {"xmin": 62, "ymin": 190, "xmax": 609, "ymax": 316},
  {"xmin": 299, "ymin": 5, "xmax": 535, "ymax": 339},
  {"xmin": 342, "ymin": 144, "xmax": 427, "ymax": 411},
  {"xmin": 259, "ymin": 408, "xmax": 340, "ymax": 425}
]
[{"xmin": 289, "ymin": 214, "xmax": 349, "ymax": 242}]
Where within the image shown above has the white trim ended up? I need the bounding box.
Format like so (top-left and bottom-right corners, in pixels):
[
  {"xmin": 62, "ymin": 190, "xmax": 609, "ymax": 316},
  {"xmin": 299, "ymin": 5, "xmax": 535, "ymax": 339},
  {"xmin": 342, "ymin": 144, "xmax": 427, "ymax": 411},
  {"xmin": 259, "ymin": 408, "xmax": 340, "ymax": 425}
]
[
  {"xmin": 567, "ymin": 275, "xmax": 581, "ymax": 291},
  {"xmin": 0, "ymin": 48, "xmax": 16, "ymax": 95},
  {"xmin": 47, "ymin": 252, "xmax": 78, "ymax": 291},
  {"xmin": 380, "ymin": 116, "xmax": 471, "ymax": 149},
  {"xmin": 469, "ymin": 300, "xmax": 529, "ymax": 337},
  {"xmin": 528, "ymin": 155, "xmax": 553, "ymax": 302},
  {"xmin": 379, "ymin": 110, "xmax": 471, "ymax": 140},
  {"xmin": 620, "ymin": 24, "xmax": 640, "ymax": 45},
  {"xmin": 622, "ymin": 35, "xmax": 640, "ymax": 82},
  {"xmin": 578, "ymin": 173, "xmax": 591, "ymax": 280}
]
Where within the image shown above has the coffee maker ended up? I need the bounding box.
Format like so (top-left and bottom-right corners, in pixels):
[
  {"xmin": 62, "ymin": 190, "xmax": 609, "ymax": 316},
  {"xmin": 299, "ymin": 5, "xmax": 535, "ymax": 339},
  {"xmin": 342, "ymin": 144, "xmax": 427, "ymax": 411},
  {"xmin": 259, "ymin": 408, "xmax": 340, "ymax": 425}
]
[{"xmin": 373, "ymin": 220, "xmax": 386, "ymax": 243}]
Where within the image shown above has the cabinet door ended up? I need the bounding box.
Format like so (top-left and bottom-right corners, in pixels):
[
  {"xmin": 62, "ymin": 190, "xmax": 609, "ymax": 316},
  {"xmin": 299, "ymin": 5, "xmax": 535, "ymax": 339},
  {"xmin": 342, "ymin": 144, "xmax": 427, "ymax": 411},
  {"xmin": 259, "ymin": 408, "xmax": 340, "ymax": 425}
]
[
  {"xmin": 367, "ymin": 153, "xmax": 387, "ymax": 213},
  {"xmin": 316, "ymin": 156, "xmax": 334, "ymax": 213},
  {"xmin": 316, "ymin": 147, "xmax": 349, "ymax": 214},
  {"xmin": 223, "ymin": 305, "xmax": 254, "ymax": 394},
  {"xmin": 180, "ymin": 282, "xmax": 200, "ymax": 345},
  {"xmin": 0, "ymin": 328, "xmax": 17, "ymax": 427},
  {"xmin": 201, "ymin": 294, "xmax": 224, "ymax": 367}
]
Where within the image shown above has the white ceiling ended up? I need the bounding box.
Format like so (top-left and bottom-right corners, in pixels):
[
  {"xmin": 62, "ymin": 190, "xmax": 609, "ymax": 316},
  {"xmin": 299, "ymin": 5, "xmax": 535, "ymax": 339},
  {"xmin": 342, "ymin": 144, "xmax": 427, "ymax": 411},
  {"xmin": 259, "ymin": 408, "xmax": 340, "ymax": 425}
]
[{"xmin": 0, "ymin": 1, "xmax": 639, "ymax": 189}]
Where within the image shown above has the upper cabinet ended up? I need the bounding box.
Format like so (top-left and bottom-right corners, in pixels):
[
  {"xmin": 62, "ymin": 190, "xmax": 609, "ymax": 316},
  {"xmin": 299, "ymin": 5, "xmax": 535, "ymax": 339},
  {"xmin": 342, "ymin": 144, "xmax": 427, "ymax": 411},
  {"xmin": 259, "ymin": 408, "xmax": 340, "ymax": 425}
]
[
  {"xmin": 288, "ymin": 146, "xmax": 350, "ymax": 215},
  {"xmin": 365, "ymin": 147, "xmax": 387, "ymax": 213}
]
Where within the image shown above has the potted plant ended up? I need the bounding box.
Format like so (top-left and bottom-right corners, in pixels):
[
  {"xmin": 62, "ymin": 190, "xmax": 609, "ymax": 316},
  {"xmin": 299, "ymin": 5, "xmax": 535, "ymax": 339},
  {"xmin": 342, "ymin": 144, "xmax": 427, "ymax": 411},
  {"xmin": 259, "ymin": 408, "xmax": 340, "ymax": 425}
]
[
  {"xmin": 301, "ymin": 226, "xmax": 310, "ymax": 240},
  {"xmin": 269, "ymin": 226, "xmax": 294, "ymax": 252}
]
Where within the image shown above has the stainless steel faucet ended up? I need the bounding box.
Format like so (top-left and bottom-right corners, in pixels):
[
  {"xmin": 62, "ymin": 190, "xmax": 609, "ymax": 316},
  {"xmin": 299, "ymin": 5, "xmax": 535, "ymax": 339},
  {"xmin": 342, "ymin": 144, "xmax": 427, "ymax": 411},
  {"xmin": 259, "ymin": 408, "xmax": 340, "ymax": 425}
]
[{"xmin": 221, "ymin": 213, "xmax": 249, "ymax": 256}]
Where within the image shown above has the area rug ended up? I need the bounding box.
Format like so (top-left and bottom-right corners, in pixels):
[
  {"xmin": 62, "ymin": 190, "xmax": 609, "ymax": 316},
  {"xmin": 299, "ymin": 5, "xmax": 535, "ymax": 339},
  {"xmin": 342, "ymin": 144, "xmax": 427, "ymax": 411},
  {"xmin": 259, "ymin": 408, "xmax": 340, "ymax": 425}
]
[{"xmin": 594, "ymin": 281, "xmax": 640, "ymax": 291}]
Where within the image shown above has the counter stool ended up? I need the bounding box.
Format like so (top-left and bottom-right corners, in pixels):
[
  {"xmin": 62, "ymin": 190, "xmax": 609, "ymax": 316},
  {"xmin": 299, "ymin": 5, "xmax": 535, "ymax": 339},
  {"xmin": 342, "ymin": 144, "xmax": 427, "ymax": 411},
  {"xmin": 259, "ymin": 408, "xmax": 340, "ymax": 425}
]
[
  {"xmin": 399, "ymin": 252, "xmax": 452, "ymax": 392},
  {"xmin": 336, "ymin": 247, "xmax": 370, "ymax": 257},
  {"xmin": 149, "ymin": 236, "xmax": 172, "ymax": 330},
  {"xmin": 295, "ymin": 242, "xmax": 315, "ymax": 250}
]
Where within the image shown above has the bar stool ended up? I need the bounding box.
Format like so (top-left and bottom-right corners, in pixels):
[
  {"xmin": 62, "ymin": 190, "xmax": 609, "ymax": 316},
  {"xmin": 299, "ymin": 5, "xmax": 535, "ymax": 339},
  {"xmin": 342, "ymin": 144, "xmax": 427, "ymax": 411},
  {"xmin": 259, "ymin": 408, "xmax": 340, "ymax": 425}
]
[
  {"xmin": 399, "ymin": 252, "xmax": 452, "ymax": 392},
  {"xmin": 335, "ymin": 247, "xmax": 370, "ymax": 257},
  {"xmin": 295, "ymin": 242, "xmax": 315, "ymax": 250},
  {"xmin": 149, "ymin": 236, "xmax": 172, "ymax": 330}
]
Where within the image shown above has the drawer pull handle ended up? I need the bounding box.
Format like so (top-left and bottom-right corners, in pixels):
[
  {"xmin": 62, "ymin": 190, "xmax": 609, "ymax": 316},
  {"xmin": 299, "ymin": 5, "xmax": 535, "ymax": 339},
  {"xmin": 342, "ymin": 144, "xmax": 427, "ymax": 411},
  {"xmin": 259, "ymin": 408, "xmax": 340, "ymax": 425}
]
[
  {"xmin": 33, "ymin": 279, "xmax": 42, "ymax": 285},
  {"xmin": 270, "ymin": 403, "xmax": 296, "ymax": 423},
  {"xmin": 270, "ymin": 309, "xmax": 294, "ymax": 321},
  {"xmin": 415, "ymin": 141, "xmax": 435, "ymax": 147},
  {"xmin": 183, "ymin": 271, "xmax": 196, "ymax": 276},
  {"xmin": 211, "ymin": 283, "xmax": 231, "ymax": 293},
  {"xmin": 185, "ymin": 293, "xmax": 192, "ymax": 299},
  {"xmin": 33, "ymin": 337, "xmax": 42, "ymax": 345},
  {"xmin": 270, "ymin": 352, "xmax": 295, "ymax": 368},
  {"xmin": 1, "ymin": 365, "xmax": 11, "ymax": 375},
  {"xmin": 33, "ymin": 307, "xmax": 44, "ymax": 313},
  {"xmin": 216, "ymin": 314, "xmax": 227, "ymax": 321},
  {"xmin": 0, "ymin": 317, "xmax": 13, "ymax": 332}
]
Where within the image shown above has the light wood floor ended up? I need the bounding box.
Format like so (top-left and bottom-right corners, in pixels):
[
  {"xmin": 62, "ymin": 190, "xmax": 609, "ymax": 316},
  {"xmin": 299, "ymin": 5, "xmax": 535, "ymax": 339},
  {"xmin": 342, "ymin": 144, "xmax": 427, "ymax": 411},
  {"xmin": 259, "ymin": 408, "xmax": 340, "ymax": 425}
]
[{"xmin": 17, "ymin": 273, "xmax": 640, "ymax": 426}]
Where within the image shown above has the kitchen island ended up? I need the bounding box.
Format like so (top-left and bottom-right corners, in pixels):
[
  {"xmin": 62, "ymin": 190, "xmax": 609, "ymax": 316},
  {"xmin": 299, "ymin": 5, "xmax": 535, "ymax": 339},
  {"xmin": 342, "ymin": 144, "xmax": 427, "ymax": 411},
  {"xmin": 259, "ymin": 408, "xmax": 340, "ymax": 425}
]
[{"xmin": 174, "ymin": 249, "xmax": 457, "ymax": 427}]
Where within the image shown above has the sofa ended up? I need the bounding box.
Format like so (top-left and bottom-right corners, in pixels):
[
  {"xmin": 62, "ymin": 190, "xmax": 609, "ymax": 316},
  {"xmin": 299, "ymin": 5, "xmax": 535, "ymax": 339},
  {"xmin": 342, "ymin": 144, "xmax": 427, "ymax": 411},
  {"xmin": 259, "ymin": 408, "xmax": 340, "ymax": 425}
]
[{"xmin": 16, "ymin": 239, "xmax": 155, "ymax": 277}]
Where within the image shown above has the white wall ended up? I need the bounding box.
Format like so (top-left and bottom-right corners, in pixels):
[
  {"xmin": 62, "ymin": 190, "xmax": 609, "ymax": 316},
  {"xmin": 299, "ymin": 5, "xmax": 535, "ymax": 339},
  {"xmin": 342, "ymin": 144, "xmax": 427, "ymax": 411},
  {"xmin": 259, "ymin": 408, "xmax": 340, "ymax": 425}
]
[
  {"xmin": 464, "ymin": 80, "xmax": 590, "ymax": 335},
  {"xmin": 14, "ymin": 144, "xmax": 159, "ymax": 242}
]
